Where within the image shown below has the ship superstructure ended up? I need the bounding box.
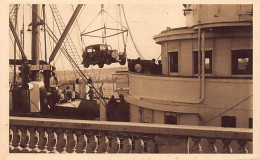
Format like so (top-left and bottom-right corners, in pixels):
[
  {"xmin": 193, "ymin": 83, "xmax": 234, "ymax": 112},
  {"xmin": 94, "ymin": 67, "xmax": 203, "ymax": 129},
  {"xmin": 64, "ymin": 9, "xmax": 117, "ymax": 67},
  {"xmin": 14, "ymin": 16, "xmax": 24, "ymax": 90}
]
[{"xmin": 115, "ymin": 4, "xmax": 253, "ymax": 128}]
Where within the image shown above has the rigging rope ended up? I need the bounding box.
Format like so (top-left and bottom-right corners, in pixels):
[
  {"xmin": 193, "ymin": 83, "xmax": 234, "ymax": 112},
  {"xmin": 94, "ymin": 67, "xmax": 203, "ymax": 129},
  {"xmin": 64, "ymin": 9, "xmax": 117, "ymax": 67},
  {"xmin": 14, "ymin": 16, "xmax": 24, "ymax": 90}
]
[
  {"xmin": 71, "ymin": 5, "xmax": 84, "ymax": 53},
  {"xmin": 48, "ymin": 5, "xmax": 78, "ymax": 79},
  {"xmin": 9, "ymin": 33, "xmax": 22, "ymax": 59},
  {"xmin": 121, "ymin": 5, "xmax": 145, "ymax": 60},
  {"xmin": 59, "ymin": 52, "xmax": 67, "ymax": 83},
  {"xmin": 13, "ymin": 5, "xmax": 18, "ymax": 88},
  {"xmin": 116, "ymin": 5, "xmax": 120, "ymax": 51},
  {"xmin": 44, "ymin": 5, "xmax": 67, "ymax": 83},
  {"xmin": 70, "ymin": 4, "xmax": 96, "ymax": 82},
  {"xmin": 49, "ymin": 4, "xmax": 83, "ymax": 79},
  {"xmin": 102, "ymin": 9, "xmax": 127, "ymax": 30},
  {"xmin": 81, "ymin": 10, "xmax": 102, "ymax": 34},
  {"xmin": 43, "ymin": 20, "xmax": 108, "ymax": 108},
  {"xmin": 42, "ymin": 4, "xmax": 48, "ymax": 63},
  {"xmin": 118, "ymin": 5, "xmax": 127, "ymax": 53},
  {"xmin": 156, "ymin": 54, "xmax": 161, "ymax": 62},
  {"xmin": 9, "ymin": 31, "xmax": 22, "ymax": 87},
  {"xmin": 22, "ymin": 4, "xmax": 25, "ymax": 49},
  {"xmin": 201, "ymin": 95, "xmax": 253, "ymax": 125}
]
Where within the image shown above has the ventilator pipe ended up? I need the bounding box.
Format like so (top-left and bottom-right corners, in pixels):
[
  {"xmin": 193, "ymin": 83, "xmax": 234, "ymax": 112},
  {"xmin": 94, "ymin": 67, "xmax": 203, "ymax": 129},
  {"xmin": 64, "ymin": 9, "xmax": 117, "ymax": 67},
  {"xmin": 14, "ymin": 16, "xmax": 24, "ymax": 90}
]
[
  {"xmin": 200, "ymin": 31, "xmax": 205, "ymax": 102},
  {"xmin": 169, "ymin": 30, "xmax": 205, "ymax": 104},
  {"xmin": 176, "ymin": 30, "xmax": 205, "ymax": 104}
]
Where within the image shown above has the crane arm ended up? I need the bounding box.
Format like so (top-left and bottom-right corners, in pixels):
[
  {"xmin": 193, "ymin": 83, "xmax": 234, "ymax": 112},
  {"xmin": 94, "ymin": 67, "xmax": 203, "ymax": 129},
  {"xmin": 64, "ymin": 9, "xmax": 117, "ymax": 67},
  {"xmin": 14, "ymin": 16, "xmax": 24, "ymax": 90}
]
[{"xmin": 49, "ymin": 4, "xmax": 83, "ymax": 62}]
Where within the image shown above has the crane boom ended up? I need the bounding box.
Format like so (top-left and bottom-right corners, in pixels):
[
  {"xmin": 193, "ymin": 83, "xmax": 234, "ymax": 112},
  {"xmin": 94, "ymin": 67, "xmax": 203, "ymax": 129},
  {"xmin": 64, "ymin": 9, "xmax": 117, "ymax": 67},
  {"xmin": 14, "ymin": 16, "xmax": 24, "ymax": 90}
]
[{"xmin": 49, "ymin": 4, "xmax": 83, "ymax": 62}]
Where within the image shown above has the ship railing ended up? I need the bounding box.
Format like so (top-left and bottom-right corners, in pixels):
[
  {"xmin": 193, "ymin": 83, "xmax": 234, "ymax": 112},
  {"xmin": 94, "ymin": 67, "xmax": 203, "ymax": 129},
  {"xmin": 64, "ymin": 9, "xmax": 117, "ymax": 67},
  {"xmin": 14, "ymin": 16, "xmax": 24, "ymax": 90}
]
[
  {"xmin": 9, "ymin": 116, "xmax": 252, "ymax": 153},
  {"xmin": 112, "ymin": 72, "xmax": 129, "ymax": 92}
]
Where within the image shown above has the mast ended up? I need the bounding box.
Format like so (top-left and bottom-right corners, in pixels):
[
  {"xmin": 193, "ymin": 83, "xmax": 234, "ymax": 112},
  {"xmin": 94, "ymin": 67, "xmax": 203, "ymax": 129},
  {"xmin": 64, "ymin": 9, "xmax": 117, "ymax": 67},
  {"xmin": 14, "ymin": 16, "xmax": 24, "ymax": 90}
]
[{"xmin": 31, "ymin": 4, "xmax": 41, "ymax": 81}]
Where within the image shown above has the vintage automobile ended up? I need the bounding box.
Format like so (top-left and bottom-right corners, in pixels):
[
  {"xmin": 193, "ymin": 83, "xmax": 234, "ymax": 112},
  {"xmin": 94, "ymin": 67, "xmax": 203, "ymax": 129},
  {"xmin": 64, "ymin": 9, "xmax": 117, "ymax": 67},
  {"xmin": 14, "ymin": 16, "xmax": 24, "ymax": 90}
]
[{"xmin": 82, "ymin": 44, "xmax": 126, "ymax": 68}]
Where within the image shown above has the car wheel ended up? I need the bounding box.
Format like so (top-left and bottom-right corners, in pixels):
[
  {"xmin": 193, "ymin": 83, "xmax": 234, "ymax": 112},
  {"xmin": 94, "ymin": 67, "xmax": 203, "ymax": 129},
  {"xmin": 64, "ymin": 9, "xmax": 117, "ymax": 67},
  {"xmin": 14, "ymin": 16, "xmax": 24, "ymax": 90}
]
[
  {"xmin": 84, "ymin": 63, "xmax": 89, "ymax": 68},
  {"xmin": 107, "ymin": 59, "xmax": 112, "ymax": 65},
  {"xmin": 98, "ymin": 63, "xmax": 104, "ymax": 68},
  {"xmin": 120, "ymin": 58, "xmax": 126, "ymax": 65}
]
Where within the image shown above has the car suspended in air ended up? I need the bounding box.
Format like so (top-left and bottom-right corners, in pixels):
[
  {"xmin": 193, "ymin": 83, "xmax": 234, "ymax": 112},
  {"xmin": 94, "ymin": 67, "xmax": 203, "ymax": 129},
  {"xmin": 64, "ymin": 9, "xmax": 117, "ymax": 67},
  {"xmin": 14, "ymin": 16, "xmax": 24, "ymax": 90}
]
[{"xmin": 82, "ymin": 44, "xmax": 126, "ymax": 68}]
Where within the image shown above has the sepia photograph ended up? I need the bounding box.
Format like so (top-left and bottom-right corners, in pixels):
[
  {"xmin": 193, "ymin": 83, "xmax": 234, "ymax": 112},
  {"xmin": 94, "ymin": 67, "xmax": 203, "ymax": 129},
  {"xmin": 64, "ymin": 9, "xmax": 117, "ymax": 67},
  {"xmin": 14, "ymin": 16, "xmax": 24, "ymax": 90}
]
[{"xmin": 3, "ymin": 1, "xmax": 259, "ymax": 159}]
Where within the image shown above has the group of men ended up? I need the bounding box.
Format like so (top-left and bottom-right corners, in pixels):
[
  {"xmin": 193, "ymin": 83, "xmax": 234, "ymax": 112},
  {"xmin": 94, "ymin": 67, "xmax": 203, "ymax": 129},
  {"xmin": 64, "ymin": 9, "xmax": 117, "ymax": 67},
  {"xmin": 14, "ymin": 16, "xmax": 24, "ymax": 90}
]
[
  {"xmin": 128, "ymin": 58, "xmax": 162, "ymax": 74},
  {"xmin": 150, "ymin": 59, "xmax": 162, "ymax": 74}
]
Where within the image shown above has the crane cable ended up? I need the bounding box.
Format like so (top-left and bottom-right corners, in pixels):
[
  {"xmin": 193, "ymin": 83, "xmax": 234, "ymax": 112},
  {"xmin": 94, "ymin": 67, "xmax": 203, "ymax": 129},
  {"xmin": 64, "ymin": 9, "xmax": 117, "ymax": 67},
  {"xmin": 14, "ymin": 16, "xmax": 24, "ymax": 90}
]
[
  {"xmin": 121, "ymin": 4, "xmax": 145, "ymax": 60},
  {"xmin": 75, "ymin": 5, "xmax": 102, "ymax": 88},
  {"xmin": 42, "ymin": 4, "xmax": 48, "ymax": 63},
  {"xmin": 116, "ymin": 5, "xmax": 120, "ymax": 51},
  {"xmin": 45, "ymin": 5, "xmax": 67, "ymax": 83},
  {"xmin": 22, "ymin": 4, "xmax": 25, "ymax": 49},
  {"xmin": 71, "ymin": 5, "xmax": 94, "ymax": 82},
  {"xmin": 39, "ymin": 11, "xmax": 108, "ymax": 109},
  {"xmin": 46, "ymin": 29, "xmax": 108, "ymax": 108},
  {"xmin": 118, "ymin": 4, "xmax": 128, "ymax": 54},
  {"xmin": 49, "ymin": 5, "xmax": 78, "ymax": 79},
  {"xmin": 13, "ymin": 5, "xmax": 18, "ymax": 88},
  {"xmin": 9, "ymin": 32, "xmax": 21, "ymax": 86}
]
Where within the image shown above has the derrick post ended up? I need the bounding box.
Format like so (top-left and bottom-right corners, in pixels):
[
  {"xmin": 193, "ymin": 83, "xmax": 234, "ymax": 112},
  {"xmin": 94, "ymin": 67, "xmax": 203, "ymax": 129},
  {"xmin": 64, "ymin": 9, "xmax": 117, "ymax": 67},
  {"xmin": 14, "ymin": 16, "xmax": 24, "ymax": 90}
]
[{"xmin": 31, "ymin": 4, "xmax": 41, "ymax": 81}]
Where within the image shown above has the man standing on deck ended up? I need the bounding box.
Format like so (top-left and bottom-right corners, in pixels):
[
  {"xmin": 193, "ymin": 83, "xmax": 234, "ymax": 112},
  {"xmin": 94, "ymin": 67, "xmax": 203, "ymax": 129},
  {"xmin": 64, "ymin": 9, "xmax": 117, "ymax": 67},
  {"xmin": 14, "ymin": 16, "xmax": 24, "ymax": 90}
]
[
  {"xmin": 87, "ymin": 87, "xmax": 94, "ymax": 100},
  {"xmin": 99, "ymin": 83, "xmax": 104, "ymax": 98},
  {"xmin": 134, "ymin": 57, "xmax": 143, "ymax": 73}
]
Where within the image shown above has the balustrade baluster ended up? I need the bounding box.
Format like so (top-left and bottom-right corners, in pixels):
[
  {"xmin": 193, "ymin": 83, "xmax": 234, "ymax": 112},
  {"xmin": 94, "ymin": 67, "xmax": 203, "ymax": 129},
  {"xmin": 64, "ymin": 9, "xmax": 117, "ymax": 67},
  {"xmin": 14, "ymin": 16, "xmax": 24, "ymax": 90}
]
[
  {"xmin": 222, "ymin": 139, "xmax": 232, "ymax": 153},
  {"xmin": 191, "ymin": 137, "xmax": 202, "ymax": 153},
  {"xmin": 9, "ymin": 117, "xmax": 252, "ymax": 154},
  {"xmin": 134, "ymin": 134, "xmax": 144, "ymax": 153},
  {"xmin": 121, "ymin": 133, "xmax": 132, "ymax": 153},
  {"xmin": 47, "ymin": 128, "xmax": 57, "ymax": 153},
  {"xmin": 9, "ymin": 128, "xmax": 14, "ymax": 152},
  {"xmin": 38, "ymin": 128, "xmax": 48, "ymax": 153},
  {"xmin": 20, "ymin": 127, "xmax": 31, "ymax": 152},
  {"xmin": 236, "ymin": 140, "xmax": 248, "ymax": 153},
  {"xmin": 66, "ymin": 129, "xmax": 77, "ymax": 153},
  {"xmin": 86, "ymin": 132, "xmax": 98, "ymax": 153},
  {"xmin": 97, "ymin": 132, "xmax": 109, "ymax": 153},
  {"xmin": 9, "ymin": 128, "xmax": 14, "ymax": 153},
  {"xmin": 75, "ymin": 130, "xmax": 87, "ymax": 153},
  {"xmin": 108, "ymin": 132, "xmax": 120, "ymax": 153},
  {"xmin": 206, "ymin": 138, "xmax": 217, "ymax": 153},
  {"xmin": 56, "ymin": 129, "xmax": 67, "ymax": 153},
  {"xmin": 147, "ymin": 135, "xmax": 156, "ymax": 153},
  {"xmin": 28, "ymin": 128, "xmax": 40, "ymax": 153},
  {"xmin": 10, "ymin": 126, "xmax": 22, "ymax": 153}
]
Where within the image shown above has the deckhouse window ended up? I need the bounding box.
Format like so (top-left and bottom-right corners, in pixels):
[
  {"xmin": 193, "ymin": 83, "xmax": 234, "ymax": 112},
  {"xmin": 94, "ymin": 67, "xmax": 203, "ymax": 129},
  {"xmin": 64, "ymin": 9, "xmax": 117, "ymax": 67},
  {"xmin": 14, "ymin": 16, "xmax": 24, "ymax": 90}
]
[
  {"xmin": 169, "ymin": 52, "xmax": 178, "ymax": 72},
  {"xmin": 165, "ymin": 112, "xmax": 177, "ymax": 125},
  {"xmin": 249, "ymin": 118, "xmax": 253, "ymax": 128},
  {"xmin": 231, "ymin": 49, "xmax": 252, "ymax": 75},
  {"xmin": 221, "ymin": 116, "xmax": 236, "ymax": 128},
  {"xmin": 193, "ymin": 51, "xmax": 212, "ymax": 74}
]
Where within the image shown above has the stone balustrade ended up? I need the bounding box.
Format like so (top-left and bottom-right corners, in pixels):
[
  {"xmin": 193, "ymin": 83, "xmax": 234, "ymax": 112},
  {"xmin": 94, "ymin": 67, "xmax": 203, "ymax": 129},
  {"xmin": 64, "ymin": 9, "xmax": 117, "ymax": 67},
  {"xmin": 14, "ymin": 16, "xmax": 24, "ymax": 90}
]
[{"xmin": 9, "ymin": 116, "xmax": 252, "ymax": 153}]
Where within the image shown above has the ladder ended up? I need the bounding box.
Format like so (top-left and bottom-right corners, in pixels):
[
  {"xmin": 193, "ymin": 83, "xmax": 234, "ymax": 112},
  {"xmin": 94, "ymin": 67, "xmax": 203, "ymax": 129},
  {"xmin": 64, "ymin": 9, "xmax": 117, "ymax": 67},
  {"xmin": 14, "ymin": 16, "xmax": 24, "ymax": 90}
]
[
  {"xmin": 9, "ymin": 4, "xmax": 20, "ymax": 24},
  {"xmin": 49, "ymin": 4, "xmax": 85, "ymax": 78}
]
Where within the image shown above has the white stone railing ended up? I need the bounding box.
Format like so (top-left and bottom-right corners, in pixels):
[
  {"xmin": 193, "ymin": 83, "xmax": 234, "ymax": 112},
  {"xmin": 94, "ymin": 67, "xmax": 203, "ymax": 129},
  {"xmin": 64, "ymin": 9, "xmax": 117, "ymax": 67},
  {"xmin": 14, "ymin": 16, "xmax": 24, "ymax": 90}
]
[{"xmin": 9, "ymin": 116, "xmax": 252, "ymax": 153}]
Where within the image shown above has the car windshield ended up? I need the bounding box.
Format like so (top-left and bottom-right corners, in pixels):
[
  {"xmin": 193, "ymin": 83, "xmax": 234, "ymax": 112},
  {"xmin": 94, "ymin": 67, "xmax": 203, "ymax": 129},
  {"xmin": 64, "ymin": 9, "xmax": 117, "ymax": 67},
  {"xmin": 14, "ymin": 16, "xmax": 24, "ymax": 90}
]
[{"xmin": 100, "ymin": 44, "xmax": 112, "ymax": 51}]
